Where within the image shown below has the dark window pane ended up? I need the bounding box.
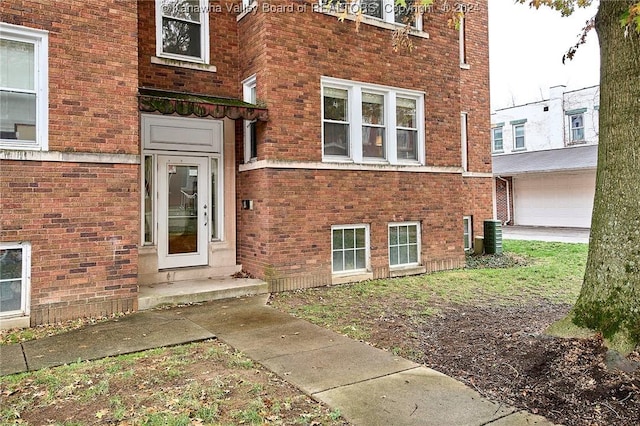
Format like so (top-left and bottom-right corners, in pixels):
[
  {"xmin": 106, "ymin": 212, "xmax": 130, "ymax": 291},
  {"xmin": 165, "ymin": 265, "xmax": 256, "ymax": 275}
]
[
  {"xmin": 324, "ymin": 90, "xmax": 348, "ymax": 121},
  {"xmin": 0, "ymin": 91, "xmax": 37, "ymax": 141},
  {"xmin": 344, "ymin": 250, "xmax": 355, "ymax": 270},
  {"xmin": 162, "ymin": 18, "xmax": 201, "ymax": 58},
  {"xmin": 361, "ymin": 0, "xmax": 383, "ymax": 19},
  {"xmin": 355, "ymin": 248, "xmax": 366, "ymax": 269},
  {"xmin": 333, "ymin": 250, "xmax": 344, "ymax": 272},
  {"xmin": 160, "ymin": 0, "xmax": 201, "ymax": 21},
  {"xmin": 0, "ymin": 248, "xmax": 22, "ymax": 280},
  {"xmin": 324, "ymin": 122, "xmax": 349, "ymax": 156},
  {"xmin": 355, "ymin": 227, "xmax": 365, "ymax": 248},
  {"xmin": 333, "ymin": 229, "xmax": 344, "ymax": 250},
  {"xmin": 362, "ymin": 126, "xmax": 385, "ymax": 158},
  {"xmin": 396, "ymin": 129, "xmax": 417, "ymax": 160}
]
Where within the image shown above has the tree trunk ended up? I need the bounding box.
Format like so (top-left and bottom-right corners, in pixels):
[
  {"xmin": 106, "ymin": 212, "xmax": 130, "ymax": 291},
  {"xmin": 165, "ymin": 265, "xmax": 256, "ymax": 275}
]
[{"xmin": 572, "ymin": 0, "xmax": 640, "ymax": 353}]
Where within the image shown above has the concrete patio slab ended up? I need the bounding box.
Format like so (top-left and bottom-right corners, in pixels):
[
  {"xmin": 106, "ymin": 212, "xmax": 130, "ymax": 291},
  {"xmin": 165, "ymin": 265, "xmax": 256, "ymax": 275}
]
[
  {"xmin": 22, "ymin": 310, "xmax": 214, "ymax": 371},
  {"xmin": 0, "ymin": 344, "xmax": 27, "ymax": 376},
  {"xmin": 216, "ymin": 317, "xmax": 354, "ymax": 361},
  {"xmin": 260, "ymin": 340, "xmax": 418, "ymax": 395},
  {"xmin": 314, "ymin": 366, "xmax": 517, "ymax": 426}
]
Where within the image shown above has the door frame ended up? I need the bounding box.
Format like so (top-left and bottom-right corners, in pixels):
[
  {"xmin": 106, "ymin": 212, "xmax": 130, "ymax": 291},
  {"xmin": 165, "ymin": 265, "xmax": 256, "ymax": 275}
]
[{"xmin": 157, "ymin": 155, "xmax": 209, "ymax": 269}]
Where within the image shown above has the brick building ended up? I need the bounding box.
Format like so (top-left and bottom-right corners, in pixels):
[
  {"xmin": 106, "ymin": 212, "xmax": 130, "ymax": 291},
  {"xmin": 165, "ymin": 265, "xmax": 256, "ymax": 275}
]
[{"xmin": 1, "ymin": 0, "xmax": 493, "ymax": 328}]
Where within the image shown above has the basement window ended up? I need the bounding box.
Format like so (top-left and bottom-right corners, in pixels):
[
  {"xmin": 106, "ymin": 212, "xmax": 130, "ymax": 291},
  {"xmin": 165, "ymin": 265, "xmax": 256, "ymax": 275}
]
[{"xmin": 0, "ymin": 242, "xmax": 31, "ymax": 319}]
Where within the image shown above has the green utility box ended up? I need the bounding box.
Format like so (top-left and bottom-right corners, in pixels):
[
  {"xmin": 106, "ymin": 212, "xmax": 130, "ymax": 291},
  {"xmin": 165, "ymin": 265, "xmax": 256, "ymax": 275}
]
[{"xmin": 483, "ymin": 220, "xmax": 503, "ymax": 255}]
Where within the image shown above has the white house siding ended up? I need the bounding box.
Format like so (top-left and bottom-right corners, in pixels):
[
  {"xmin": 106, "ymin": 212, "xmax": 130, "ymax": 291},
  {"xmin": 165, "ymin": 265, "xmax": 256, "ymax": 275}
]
[{"xmin": 513, "ymin": 171, "xmax": 596, "ymax": 228}]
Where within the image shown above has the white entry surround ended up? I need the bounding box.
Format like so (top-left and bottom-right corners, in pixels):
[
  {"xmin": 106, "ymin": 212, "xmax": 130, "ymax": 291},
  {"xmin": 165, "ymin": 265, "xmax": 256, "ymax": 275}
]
[
  {"xmin": 513, "ymin": 171, "xmax": 596, "ymax": 228},
  {"xmin": 138, "ymin": 114, "xmax": 240, "ymax": 284}
]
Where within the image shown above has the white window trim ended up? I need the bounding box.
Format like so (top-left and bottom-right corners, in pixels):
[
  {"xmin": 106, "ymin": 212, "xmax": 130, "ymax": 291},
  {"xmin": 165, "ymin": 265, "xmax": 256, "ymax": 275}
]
[
  {"xmin": 0, "ymin": 23, "xmax": 48, "ymax": 151},
  {"xmin": 321, "ymin": 76, "xmax": 425, "ymax": 166},
  {"xmin": 459, "ymin": 14, "xmax": 468, "ymax": 67},
  {"xmin": 388, "ymin": 221, "xmax": 421, "ymax": 268},
  {"xmin": 242, "ymin": 74, "xmax": 257, "ymax": 163},
  {"xmin": 492, "ymin": 126, "xmax": 504, "ymax": 153},
  {"xmin": 460, "ymin": 112, "xmax": 468, "ymax": 172},
  {"xmin": 317, "ymin": 0, "xmax": 426, "ymax": 34},
  {"xmin": 0, "ymin": 242, "xmax": 31, "ymax": 319},
  {"xmin": 331, "ymin": 224, "xmax": 370, "ymax": 275},
  {"xmin": 463, "ymin": 216, "xmax": 472, "ymax": 252},
  {"xmin": 513, "ymin": 124, "xmax": 526, "ymax": 150},
  {"xmin": 569, "ymin": 113, "xmax": 585, "ymax": 142},
  {"xmin": 155, "ymin": 0, "xmax": 210, "ymax": 64}
]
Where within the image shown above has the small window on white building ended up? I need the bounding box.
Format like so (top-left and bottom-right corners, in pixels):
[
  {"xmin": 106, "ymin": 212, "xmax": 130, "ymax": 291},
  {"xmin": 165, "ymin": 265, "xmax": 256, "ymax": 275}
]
[
  {"xmin": 0, "ymin": 242, "xmax": 31, "ymax": 318},
  {"xmin": 463, "ymin": 216, "xmax": 472, "ymax": 252},
  {"xmin": 513, "ymin": 123, "xmax": 525, "ymax": 150},
  {"xmin": 492, "ymin": 126, "xmax": 503, "ymax": 152},
  {"xmin": 0, "ymin": 23, "xmax": 48, "ymax": 151},
  {"xmin": 156, "ymin": 0, "xmax": 210, "ymax": 63},
  {"xmin": 389, "ymin": 222, "xmax": 420, "ymax": 267},
  {"xmin": 332, "ymin": 225, "xmax": 369, "ymax": 273},
  {"xmin": 570, "ymin": 114, "xmax": 584, "ymax": 142}
]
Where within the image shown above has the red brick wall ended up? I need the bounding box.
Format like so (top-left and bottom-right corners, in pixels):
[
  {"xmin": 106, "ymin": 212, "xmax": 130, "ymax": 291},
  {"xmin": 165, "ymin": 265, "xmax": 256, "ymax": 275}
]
[
  {"xmin": 241, "ymin": 5, "xmax": 463, "ymax": 166},
  {"xmin": 1, "ymin": 0, "xmax": 139, "ymax": 155},
  {"xmin": 137, "ymin": 0, "xmax": 240, "ymax": 98},
  {"xmin": 238, "ymin": 168, "xmax": 466, "ymax": 285},
  {"xmin": 235, "ymin": 2, "xmax": 493, "ymax": 283},
  {"xmin": 459, "ymin": 0, "xmax": 494, "ymax": 240},
  {"xmin": 1, "ymin": 0, "xmax": 139, "ymax": 324}
]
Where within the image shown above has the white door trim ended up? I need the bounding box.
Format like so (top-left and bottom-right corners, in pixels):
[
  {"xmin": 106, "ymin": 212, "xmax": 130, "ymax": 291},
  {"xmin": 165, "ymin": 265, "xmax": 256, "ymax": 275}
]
[{"xmin": 157, "ymin": 155, "xmax": 209, "ymax": 269}]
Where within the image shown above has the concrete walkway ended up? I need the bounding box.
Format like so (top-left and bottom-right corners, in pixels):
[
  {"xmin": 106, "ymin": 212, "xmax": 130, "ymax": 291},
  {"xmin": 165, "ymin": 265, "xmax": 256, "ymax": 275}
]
[
  {"xmin": 0, "ymin": 295, "xmax": 553, "ymax": 425},
  {"xmin": 502, "ymin": 225, "xmax": 590, "ymax": 244}
]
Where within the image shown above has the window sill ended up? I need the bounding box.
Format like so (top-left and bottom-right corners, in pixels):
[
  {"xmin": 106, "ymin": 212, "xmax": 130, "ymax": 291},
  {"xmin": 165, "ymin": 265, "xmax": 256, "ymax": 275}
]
[
  {"xmin": 318, "ymin": 9, "xmax": 429, "ymax": 39},
  {"xmin": 332, "ymin": 271, "xmax": 374, "ymax": 285},
  {"xmin": 460, "ymin": 63, "xmax": 471, "ymax": 70},
  {"xmin": 389, "ymin": 264, "xmax": 426, "ymax": 278},
  {"xmin": 151, "ymin": 56, "xmax": 217, "ymax": 73},
  {"xmin": 492, "ymin": 150, "xmax": 504, "ymax": 155},
  {"xmin": 512, "ymin": 148, "xmax": 527, "ymax": 152},
  {"xmin": 0, "ymin": 314, "xmax": 30, "ymax": 329}
]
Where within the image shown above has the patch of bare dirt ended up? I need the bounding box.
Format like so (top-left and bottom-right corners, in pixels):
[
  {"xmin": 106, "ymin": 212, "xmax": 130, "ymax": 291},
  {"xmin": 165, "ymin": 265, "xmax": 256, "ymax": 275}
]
[{"xmin": 368, "ymin": 301, "xmax": 640, "ymax": 425}]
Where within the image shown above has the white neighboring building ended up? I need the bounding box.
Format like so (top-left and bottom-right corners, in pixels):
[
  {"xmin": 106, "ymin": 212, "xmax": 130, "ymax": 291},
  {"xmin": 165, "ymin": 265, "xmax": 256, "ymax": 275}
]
[{"xmin": 492, "ymin": 85, "xmax": 599, "ymax": 228}]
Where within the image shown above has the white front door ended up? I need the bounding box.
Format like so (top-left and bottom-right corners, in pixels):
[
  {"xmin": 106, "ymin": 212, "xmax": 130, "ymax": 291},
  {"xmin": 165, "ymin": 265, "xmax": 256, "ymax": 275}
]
[{"xmin": 157, "ymin": 156, "xmax": 209, "ymax": 269}]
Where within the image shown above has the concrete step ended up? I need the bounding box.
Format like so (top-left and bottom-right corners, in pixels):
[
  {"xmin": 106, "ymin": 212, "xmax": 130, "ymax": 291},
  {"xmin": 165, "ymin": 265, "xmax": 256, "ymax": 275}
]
[{"xmin": 138, "ymin": 277, "xmax": 268, "ymax": 311}]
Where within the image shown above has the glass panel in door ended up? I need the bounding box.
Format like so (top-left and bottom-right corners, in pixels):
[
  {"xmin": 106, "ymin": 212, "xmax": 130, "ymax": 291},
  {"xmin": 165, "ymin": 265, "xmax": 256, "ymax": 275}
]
[{"xmin": 168, "ymin": 164, "xmax": 199, "ymax": 254}]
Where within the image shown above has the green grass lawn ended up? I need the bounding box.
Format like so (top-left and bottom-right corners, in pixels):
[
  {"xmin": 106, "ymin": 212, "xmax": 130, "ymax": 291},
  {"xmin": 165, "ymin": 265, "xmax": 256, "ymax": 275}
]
[{"xmin": 271, "ymin": 240, "xmax": 589, "ymax": 339}]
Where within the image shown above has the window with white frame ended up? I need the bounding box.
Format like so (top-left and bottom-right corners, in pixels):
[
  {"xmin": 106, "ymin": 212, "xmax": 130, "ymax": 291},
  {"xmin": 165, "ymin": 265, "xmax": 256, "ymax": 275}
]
[
  {"xmin": 492, "ymin": 126, "xmax": 503, "ymax": 152},
  {"xmin": 389, "ymin": 222, "xmax": 420, "ymax": 267},
  {"xmin": 322, "ymin": 77, "xmax": 424, "ymax": 164},
  {"xmin": 463, "ymin": 216, "xmax": 472, "ymax": 251},
  {"xmin": 459, "ymin": 14, "xmax": 467, "ymax": 65},
  {"xmin": 243, "ymin": 75, "xmax": 257, "ymax": 162},
  {"xmin": 332, "ymin": 225, "xmax": 369, "ymax": 273},
  {"xmin": 319, "ymin": 0, "xmax": 423, "ymax": 30},
  {"xmin": 0, "ymin": 23, "xmax": 48, "ymax": 151},
  {"xmin": 513, "ymin": 123, "xmax": 525, "ymax": 150},
  {"xmin": 362, "ymin": 92, "xmax": 386, "ymax": 159},
  {"xmin": 156, "ymin": 0, "xmax": 209, "ymax": 63},
  {"xmin": 570, "ymin": 113, "xmax": 584, "ymax": 142},
  {"xmin": 0, "ymin": 242, "xmax": 31, "ymax": 318},
  {"xmin": 460, "ymin": 112, "xmax": 468, "ymax": 171}
]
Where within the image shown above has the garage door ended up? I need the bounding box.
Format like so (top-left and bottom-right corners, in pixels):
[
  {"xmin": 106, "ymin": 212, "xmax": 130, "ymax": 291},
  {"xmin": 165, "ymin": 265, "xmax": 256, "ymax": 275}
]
[{"xmin": 513, "ymin": 171, "xmax": 596, "ymax": 228}]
